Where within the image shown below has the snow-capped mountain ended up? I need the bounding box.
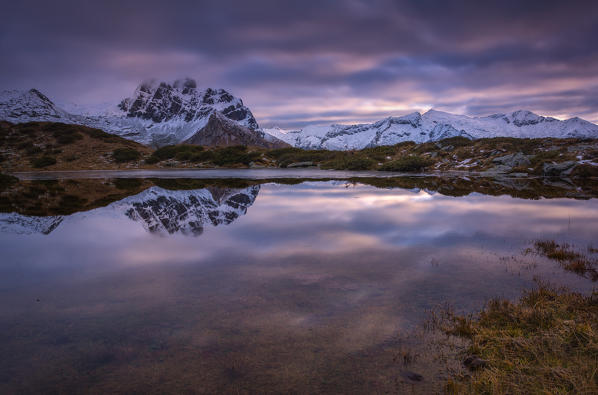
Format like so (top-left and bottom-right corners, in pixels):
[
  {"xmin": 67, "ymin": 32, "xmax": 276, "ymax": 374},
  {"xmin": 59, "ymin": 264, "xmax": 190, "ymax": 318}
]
[
  {"xmin": 0, "ymin": 89, "xmax": 71, "ymax": 122},
  {"xmin": 183, "ymin": 111, "xmax": 288, "ymax": 148},
  {"xmin": 264, "ymin": 109, "xmax": 598, "ymax": 150},
  {"xmin": 0, "ymin": 80, "xmax": 286, "ymax": 148},
  {"xmin": 0, "ymin": 213, "xmax": 63, "ymax": 235},
  {"xmin": 0, "ymin": 185, "xmax": 260, "ymax": 236},
  {"xmin": 3, "ymin": 85, "xmax": 597, "ymax": 150}
]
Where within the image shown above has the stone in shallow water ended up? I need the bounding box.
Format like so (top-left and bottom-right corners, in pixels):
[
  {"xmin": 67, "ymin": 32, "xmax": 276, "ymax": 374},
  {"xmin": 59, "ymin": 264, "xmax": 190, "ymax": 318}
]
[
  {"xmin": 463, "ymin": 355, "xmax": 488, "ymax": 371},
  {"xmin": 401, "ymin": 370, "xmax": 424, "ymax": 381},
  {"xmin": 543, "ymin": 161, "xmax": 577, "ymax": 177}
]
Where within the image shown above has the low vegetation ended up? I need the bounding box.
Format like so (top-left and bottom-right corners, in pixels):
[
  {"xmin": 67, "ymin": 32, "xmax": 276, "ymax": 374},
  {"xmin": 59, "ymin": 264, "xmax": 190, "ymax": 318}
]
[
  {"xmin": 441, "ymin": 282, "xmax": 598, "ymax": 394},
  {"xmin": 0, "ymin": 172, "xmax": 18, "ymax": 190},
  {"xmin": 146, "ymin": 144, "xmax": 261, "ymax": 167},
  {"xmin": 379, "ymin": 155, "xmax": 434, "ymax": 172},
  {"xmin": 31, "ymin": 155, "xmax": 57, "ymax": 168},
  {"xmin": 0, "ymin": 121, "xmax": 153, "ymax": 170},
  {"xmin": 1, "ymin": 121, "xmax": 597, "ymax": 176},
  {"xmin": 112, "ymin": 148, "xmax": 141, "ymax": 163}
]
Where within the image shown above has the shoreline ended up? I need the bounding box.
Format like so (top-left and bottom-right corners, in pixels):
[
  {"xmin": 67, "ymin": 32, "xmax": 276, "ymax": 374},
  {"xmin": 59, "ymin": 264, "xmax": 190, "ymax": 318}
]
[{"xmin": 7, "ymin": 167, "xmax": 571, "ymax": 181}]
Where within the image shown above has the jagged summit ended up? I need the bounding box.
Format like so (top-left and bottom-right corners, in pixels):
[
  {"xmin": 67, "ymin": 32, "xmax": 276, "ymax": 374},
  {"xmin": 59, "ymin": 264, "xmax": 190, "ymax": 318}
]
[{"xmin": 118, "ymin": 78, "xmax": 259, "ymax": 130}]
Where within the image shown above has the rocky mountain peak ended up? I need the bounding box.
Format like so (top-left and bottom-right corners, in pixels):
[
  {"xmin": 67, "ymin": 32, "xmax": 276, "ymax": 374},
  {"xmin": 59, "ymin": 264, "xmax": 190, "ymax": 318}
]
[
  {"xmin": 184, "ymin": 111, "xmax": 288, "ymax": 148},
  {"xmin": 117, "ymin": 79, "xmax": 259, "ymax": 131}
]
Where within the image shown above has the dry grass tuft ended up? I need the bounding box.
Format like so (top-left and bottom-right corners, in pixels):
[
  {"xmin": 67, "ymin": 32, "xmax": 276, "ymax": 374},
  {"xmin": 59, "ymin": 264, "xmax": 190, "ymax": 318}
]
[{"xmin": 443, "ymin": 282, "xmax": 598, "ymax": 394}]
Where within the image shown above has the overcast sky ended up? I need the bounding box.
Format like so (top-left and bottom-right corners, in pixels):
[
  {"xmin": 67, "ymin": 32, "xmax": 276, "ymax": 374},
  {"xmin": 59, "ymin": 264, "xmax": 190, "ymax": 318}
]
[{"xmin": 1, "ymin": 0, "xmax": 597, "ymax": 127}]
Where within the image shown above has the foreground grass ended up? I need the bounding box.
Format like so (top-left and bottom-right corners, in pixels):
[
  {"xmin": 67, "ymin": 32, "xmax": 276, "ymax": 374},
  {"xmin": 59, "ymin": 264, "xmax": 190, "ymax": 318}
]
[{"xmin": 442, "ymin": 283, "xmax": 598, "ymax": 394}]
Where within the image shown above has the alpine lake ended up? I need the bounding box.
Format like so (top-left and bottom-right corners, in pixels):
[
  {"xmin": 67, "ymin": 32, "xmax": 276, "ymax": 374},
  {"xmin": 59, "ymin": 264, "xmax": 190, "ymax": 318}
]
[{"xmin": 1, "ymin": 169, "xmax": 597, "ymax": 393}]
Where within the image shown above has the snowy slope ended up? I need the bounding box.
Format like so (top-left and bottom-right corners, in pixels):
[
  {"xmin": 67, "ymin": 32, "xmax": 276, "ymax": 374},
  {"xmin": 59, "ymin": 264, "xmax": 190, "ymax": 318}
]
[
  {"xmin": 0, "ymin": 89, "xmax": 72, "ymax": 122},
  {"xmin": 0, "ymin": 185, "xmax": 260, "ymax": 236},
  {"xmin": 265, "ymin": 109, "xmax": 598, "ymax": 150},
  {"xmin": 0, "ymin": 79, "xmax": 265, "ymax": 147}
]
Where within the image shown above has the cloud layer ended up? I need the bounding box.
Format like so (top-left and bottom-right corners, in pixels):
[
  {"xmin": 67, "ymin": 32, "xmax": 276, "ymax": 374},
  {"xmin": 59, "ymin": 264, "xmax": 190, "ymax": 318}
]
[{"xmin": 1, "ymin": 0, "xmax": 597, "ymax": 127}]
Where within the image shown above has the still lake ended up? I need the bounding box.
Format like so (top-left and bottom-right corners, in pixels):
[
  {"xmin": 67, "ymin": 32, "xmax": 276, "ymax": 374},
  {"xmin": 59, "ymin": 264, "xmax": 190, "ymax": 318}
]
[{"xmin": 1, "ymin": 173, "xmax": 596, "ymax": 393}]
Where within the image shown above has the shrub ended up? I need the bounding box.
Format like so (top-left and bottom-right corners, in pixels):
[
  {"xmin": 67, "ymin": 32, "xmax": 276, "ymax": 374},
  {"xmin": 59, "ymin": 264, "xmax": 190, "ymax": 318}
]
[
  {"xmin": 570, "ymin": 164, "xmax": 598, "ymax": 178},
  {"xmin": 0, "ymin": 173, "xmax": 18, "ymax": 190},
  {"xmin": 379, "ymin": 155, "xmax": 434, "ymax": 172},
  {"xmin": 273, "ymin": 149, "xmax": 339, "ymax": 167},
  {"xmin": 148, "ymin": 144, "xmax": 204, "ymax": 163},
  {"xmin": 265, "ymin": 147, "xmax": 305, "ymax": 160},
  {"xmin": 17, "ymin": 141, "xmax": 34, "ymax": 150},
  {"xmin": 212, "ymin": 146, "xmax": 259, "ymax": 166},
  {"xmin": 530, "ymin": 150, "xmax": 560, "ymax": 166},
  {"xmin": 51, "ymin": 127, "xmax": 83, "ymax": 145},
  {"xmin": 83, "ymin": 128, "xmax": 120, "ymax": 142},
  {"xmin": 16, "ymin": 126, "xmax": 38, "ymax": 136},
  {"xmin": 321, "ymin": 156, "xmax": 376, "ymax": 170},
  {"xmin": 189, "ymin": 151, "xmax": 215, "ymax": 163},
  {"xmin": 25, "ymin": 146, "xmax": 43, "ymax": 156},
  {"xmin": 437, "ymin": 136, "xmax": 472, "ymax": 148},
  {"xmin": 31, "ymin": 156, "xmax": 57, "ymax": 168},
  {"xmin": 360, "ymin": 144, "xmax": 405, "ymax": 161},
  {"xmin": 112, "ymin": 148, "xmax": 141, "ymax": 163},
  {"xmin": 144, "ymin": 156, "xmax": 160, "ymax": 164},
  {"xmin": 113, "ymin": 178, "xmax": 143, "ymax": 190}
]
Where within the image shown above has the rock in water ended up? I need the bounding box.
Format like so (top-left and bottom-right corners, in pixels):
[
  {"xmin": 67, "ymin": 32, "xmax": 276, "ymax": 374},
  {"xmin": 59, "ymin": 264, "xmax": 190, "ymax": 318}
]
[{"xmin": 463, "ymin": 355, "xmax": 488, "ymax": 370}]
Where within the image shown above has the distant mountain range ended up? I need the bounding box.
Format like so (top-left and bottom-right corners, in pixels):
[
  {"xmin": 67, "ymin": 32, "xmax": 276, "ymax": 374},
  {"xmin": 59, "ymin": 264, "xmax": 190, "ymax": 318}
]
[
  {"xmin": 264, "ymin": 110, "xmax": 598, "ymax": 150},
  {"xmin": 0, "ymin": 185, "xmax": 260, "ymax": 236},
  {"xmin": 1, "ymin": 80, "xmax": 597, "ymax": 150}
]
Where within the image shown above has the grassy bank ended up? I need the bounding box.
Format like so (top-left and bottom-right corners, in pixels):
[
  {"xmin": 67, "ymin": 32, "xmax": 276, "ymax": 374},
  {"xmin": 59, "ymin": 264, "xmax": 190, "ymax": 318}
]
[
  {"xmin": 442, "ymin": 282, "xmax": 598, "ymax": 394},
  {"xmin": 441, "ymin": 241, "xmax": 598, "ymax": 393}
]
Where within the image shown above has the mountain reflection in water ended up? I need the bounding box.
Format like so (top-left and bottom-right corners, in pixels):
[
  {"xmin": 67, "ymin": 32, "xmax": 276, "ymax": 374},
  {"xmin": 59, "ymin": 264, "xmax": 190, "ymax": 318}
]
[
  {"xmin": 0, "ymin": 176, "xmax": 597, "ymax": 393},
  {"xmin": 0, "ymin": 185, "xmax": 260, "ymax": 236}
]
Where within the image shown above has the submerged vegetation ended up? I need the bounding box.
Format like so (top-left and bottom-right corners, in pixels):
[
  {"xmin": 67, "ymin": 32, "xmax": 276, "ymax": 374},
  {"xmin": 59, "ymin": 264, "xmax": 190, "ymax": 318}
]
[
  {"xmin": 531, "ymin": 240, "xmax": 598, "ymax": 281},
  {"xmin": 441, "ymin": 282, "xmax": 598, "ymax": 394}
]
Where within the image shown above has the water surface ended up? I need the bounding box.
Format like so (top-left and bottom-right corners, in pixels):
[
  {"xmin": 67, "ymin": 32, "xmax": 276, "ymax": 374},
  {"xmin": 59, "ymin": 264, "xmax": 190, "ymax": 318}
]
[{"xmin": 1, "ymin": 176, "xmax": 596, "ymax": 393}]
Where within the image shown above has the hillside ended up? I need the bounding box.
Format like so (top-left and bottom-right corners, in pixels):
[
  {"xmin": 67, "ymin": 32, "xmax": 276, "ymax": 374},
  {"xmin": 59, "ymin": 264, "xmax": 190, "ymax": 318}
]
[{"xmin": 0, "ymin": 121, "xmax": 153, "ymax": 171}]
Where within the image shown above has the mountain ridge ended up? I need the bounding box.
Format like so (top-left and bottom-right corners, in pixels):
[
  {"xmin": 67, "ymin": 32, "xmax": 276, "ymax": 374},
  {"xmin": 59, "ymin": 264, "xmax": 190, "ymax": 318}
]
[
  {"xmin": 0, "ymin": 80, "xmax": 285, "ymax": 148},
  {"xmin": 2, "ymin": 84, "xmax": 597, "ymax": 150},
  {"xmin": 264, "ymin": 109, "xmax": 598, "ymax": 150}
]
